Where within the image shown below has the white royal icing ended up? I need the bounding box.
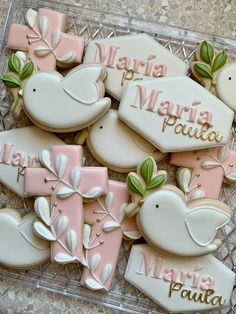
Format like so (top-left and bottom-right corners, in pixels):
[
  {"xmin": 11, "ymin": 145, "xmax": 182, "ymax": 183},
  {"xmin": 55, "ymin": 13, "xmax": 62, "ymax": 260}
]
[
  {"xmin": 137, "ymin": 186, "xmax": 231, "ymax": 256},
  {"xmin": 0, "ymin": 209, "xmax": 50, "ymax": 268},
  {"xmin": 23, "ymin": 64, "xmax": 111, "ymax": 132},
  {"xmin": 125, "ymin": 244, "xmax": 235, "ymax": 313},
  {"xmin": 84, "ymin": 34, "xmax": 188, "ymax": 99},
  {"xmin": 0, "ymin": 126, "xmax": 64, "ymax": 197},
  {"xmin": 84, "ymin": 109, "xmax": 164, "ymax": 171},
  {"xmin": 118, "ymin": 76, "xmax": 234, "ymax": 152},
  {"xmin": 216, "ymin": 63, "xmax": 236, "ymax": 112}
]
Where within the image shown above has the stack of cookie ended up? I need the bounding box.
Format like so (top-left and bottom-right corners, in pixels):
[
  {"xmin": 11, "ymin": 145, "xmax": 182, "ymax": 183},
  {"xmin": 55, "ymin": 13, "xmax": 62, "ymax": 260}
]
[{"xmin": 0, "ymin": 7, "xmax": 235, "ymax": 313}]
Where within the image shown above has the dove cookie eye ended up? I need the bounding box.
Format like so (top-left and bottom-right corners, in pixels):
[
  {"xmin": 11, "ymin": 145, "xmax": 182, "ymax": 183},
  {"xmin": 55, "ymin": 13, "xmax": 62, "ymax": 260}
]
[
  {"xmin": 99, "ymin": 126, "xmax": 103, "ymax": 129},
  {"xmin": 155, "ymin": 204, "xmax": 159, "ymax": 208},
  {"xmin": 228, "ymin": 77, "xmax": 232, "ymax": 80},
  {"xmin": 33, "ymin": 88, "xmax": 36, "ymax": 92}
]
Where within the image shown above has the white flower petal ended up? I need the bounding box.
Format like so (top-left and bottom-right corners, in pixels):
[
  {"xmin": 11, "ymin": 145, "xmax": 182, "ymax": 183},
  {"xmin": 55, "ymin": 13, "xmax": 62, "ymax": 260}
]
[
  {"xmin": 33, "ymin": 221, "xmax": 55, "ymax": 241},
  {"xmin": 66, "ymin": 230, "xmax": 77, "ymax": 256},
  {"xmin": 25, "ymin": 8, "xmax": 37, "ymax": 28},
  {"xmin": 39, "ymin": 15, "xmax": 49, "ymax": 38},
  {"xmin": 54, "ymin": 154, "xmax": 68, "ymax": 178},
  {"xmin": 55, "ymin": 216, "xmax": 69, "ymax": 238},
  {"xmin": 34, "ymin": 197, "xmax": 51, "ymax": 226},
  {"xmin": 101, "ymin": 264, "xmax": 112, "ymax": 285},
  {"xmin": 57, "ymin": 187, "xmax": 75, "ymax": 199},
  {"xmin": 102, "ymin": 221, "xmax": 120, "ymax": 232},
  {"xmin": 89, "ymin": 253, "xmax": 101, "ymax": 273},
  {"xmin": 54, "ymin": 253, "xmax": 77, "ymax": 264},
  {"xmin": 84, "ymin": 187, "xmax": 103, "ymax": 199}
]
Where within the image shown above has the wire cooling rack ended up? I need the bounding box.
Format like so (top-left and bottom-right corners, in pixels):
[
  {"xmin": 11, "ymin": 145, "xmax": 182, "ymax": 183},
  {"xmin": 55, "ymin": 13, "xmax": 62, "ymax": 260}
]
[{"xmin": 0, "ymin": 0, "xmax": 235, "ymax": 313}]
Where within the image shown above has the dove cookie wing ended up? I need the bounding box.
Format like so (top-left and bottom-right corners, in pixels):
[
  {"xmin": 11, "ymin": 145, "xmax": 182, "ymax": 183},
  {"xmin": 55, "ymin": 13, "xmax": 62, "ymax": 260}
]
[
  {"xmin": 23, "ymin": 64, "xmax": 111, "ymax": 132},
  {"xmin": 0, "ymin": 209, "xmax": 50, "ymax": 268}
]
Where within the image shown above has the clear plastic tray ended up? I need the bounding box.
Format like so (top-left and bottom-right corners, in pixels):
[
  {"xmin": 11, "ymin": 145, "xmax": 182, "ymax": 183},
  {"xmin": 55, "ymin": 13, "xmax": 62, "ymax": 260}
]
[{"xmin": 0, "ymin": 1, "xmax": 235, "ymax": 313}]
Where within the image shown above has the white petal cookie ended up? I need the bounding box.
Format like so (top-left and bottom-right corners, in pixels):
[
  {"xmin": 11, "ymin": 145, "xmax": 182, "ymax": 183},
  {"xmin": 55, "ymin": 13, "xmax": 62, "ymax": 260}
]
[
  {"xmin": 0, "ymin": 209, "xmax": 50, "ymax": 268},
  {"xmin": 76, "ymin": 109, "xmax": 165, "ymax": 172},
  {"xmin": 84, "ymin": 33, "xmax": 188, "ymax": 99},
  {"xmin": 23, "ymin": 64, "xmax": 111, "ymax": 132},
  {"xmin": 125, "ymin": 157, "xmax": 232, "ymax": 257}
]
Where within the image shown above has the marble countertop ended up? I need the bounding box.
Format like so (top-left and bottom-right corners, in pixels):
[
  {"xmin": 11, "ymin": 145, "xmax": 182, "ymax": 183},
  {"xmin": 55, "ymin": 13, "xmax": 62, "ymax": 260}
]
[{"xmin": 0, "ymin": 0, "xmax": 235, "ymax": 313}]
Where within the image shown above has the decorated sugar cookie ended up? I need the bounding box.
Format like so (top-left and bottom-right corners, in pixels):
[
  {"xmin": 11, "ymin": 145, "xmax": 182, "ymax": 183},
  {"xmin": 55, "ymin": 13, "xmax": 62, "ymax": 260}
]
[
  {"xmin": 191, "ymin": 41, "xmax": 236, "ymax": 113},
  {"xmin": 170, "ymin": 139, "xmax": 236, "ymax": 200},
  {"xmin": 81, "ymin": 180, "xmax": 140, "ymax": 291},
  {"xmin": 76, "ymin": 109, "xmax": 165, "ymax": 172},
  {"xmin": 118, "ymin": 76, "xmax": 234, "ymax": 152},
  {"xmin": 1, "ymin": 51, "xmax": 37, "ymax": 117},
  {"xmin": 125, "ymin": 157, "xmax": 232, "ymax": 256},
  {"xmin": 0, "ymin": 126, "xmax": 64, "ymax": 197},
  {"xmin": 23, "ymin": 64, "xmax": 111, "ymax": 132},
  {"xmin": 124, "ymin": 157, "xmax": 235, "ymax": 312},
  {"xmin": 0, "ymin": 209, "xmax": 50, "ymax": 268},
  {"xmin": 7, "ymin": 8, "xmax": 85, "ymax": 70},
  {"xmin": 125, "ymin": 244, "xmax": 235, "ymax": 313},
  {"xmin": 84, "ymin": 33, "xmax": 188, "ymax": 99},
  {"xmin": 24, "ymin": 145, "xmax": 108, "ymax": 264},
  {"xmin": 215, "ymin": 63, "xmax": 236, "ymax": 112}
]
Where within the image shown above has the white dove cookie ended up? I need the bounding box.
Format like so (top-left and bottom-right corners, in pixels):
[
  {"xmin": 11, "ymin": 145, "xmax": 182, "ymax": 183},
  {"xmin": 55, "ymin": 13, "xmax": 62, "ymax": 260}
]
[
  {"xmin": 190, "ymin": 41, "xmax": 236, "ymax": 114},
  {"xmin": 125, "ymin": 157, "xmax": 232, "ymax": 256},
  {"xmin": 0, "ymin": 209, "xmax": 50, "ymax": 268},
  {"xmin": 215, "ymin": 63, "xmax": 236, "ymax": 112},
  {"xmin": 23, "ymin": 64, "xmax": 111, "ymax": 132},
  {"xmin": 75, "ymin": 109, "xmax": 165, "ymax": 172}
]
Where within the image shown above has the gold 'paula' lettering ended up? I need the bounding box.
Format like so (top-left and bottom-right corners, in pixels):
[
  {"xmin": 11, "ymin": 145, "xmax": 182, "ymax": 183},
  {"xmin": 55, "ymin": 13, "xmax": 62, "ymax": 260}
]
[
  {"xmin": 121, "ymin": 69, "xmax": 143, "ymax": 86},
  {"xmin": 161, "ymin": 115, "xmax": 223, "ymax": 143},
  {"xmin": 168, "ymin": 283, "xmax": 226, "ymax": 306}
]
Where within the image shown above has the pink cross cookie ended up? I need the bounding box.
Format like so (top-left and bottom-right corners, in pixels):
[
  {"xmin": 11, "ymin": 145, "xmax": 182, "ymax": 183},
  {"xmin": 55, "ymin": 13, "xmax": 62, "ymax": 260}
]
[
  {"xmin": 7, "ymin": 8, "xmax": 84, "ymax": 70},
  {"xmin": 81, "ymin": 180, "xmax": 140, "ymax": 291},
  {"xmin": 24, "ymin": 145, "xmax": 108, "ymax": 264},
  {"xmin": 170, "ymin": 141, "xmax": 236, "ymax": 200}
]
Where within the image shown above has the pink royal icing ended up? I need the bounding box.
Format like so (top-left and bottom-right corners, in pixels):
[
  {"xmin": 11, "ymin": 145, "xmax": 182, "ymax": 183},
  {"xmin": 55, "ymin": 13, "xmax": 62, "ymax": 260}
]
[
  {"xmin": 24, "ymin": 145, "xmax": 108, "ymax": 263},
  {"xmin": 81, "ymin": 180, "xmax": 140, "ymax": 291},
  {"xmin": 170, "ymin": 138, "xmax": 236, "ymax": 200},
  {"xmin": 7, "ymin": 8, "xmax": 85, "ymax": 70},
  {"xmin": 94, "ymin": 43, "xmax": 167, "ymax": 78}
]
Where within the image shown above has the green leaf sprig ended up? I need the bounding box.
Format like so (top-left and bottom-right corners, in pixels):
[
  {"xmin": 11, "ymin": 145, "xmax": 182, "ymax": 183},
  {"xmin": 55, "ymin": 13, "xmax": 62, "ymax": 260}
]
[
  {"xmin": 194, "ymin": 41, "xmax": 227, "ymax": 80},
  {"xmin": 125, "ymin": 157, "xmax": 167, "ymax": 217},
  {"xmin": 1, "ymin": 52, "xmax": 34, "ymax": 89}
]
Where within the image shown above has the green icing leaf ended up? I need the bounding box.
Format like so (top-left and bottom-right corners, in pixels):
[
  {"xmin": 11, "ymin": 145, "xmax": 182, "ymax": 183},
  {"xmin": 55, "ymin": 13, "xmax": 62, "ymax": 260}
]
[
  {"xmin": 8, "ymin": 53, "xmax": 21, "ymax": 74},
  {"xmin": 19, "ymin": 61, "xmax": 34, "ymax": 80},
  {"xmin": 1, "ymin": 74, "xmax": 21, "ymax": 88},
  {"xmin": 194, "ymin": 63, "xmax": 213, "ymax": 79},
  {"xmin": 140, "ymin": 157, "xmax": 154, "ymax": 184},
  {"xmin": 146, "ymin": 174, "xmax": 166, "ymax": 190},
  {"xmin": 200, "ymin": 41, "xmax": 214, "ymax": 65},
  {"xmin": 127, "ymin": 174, "xmax": 145, "ymax": 196},
  {"xmin": 212, "ymin": 51, "xmax": 227, "ymax": 72}
]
